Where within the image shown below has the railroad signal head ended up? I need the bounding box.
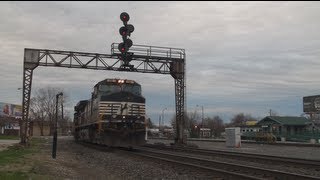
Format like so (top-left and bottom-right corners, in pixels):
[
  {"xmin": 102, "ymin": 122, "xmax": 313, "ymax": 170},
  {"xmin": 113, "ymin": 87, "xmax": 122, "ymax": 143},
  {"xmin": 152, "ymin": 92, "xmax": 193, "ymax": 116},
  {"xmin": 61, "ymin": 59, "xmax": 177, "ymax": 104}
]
[
  {"xmin": 118, "ymin": 39, "xmax": 133, "ymax": 53},
  {"xmin": 125, "ymin": 39, "xmax": 133, "ymax": 48},
  {"xmin": 118, "ymin": 43, "xmax": 126, "ymax": 53},
  {"xmin": 119, "ymin": 26, "xmax": 128, "ymax": 36},
  {"xmin": 120, "ymin": 12, "xmax": 130, "ymax": 23},
  {"xmin": 118, "ymin": 12, "xmax": 134, "ymax": 61},
  {"xmin": 126, "ymin": 24, "xmax": 134, "ymax": 36}
]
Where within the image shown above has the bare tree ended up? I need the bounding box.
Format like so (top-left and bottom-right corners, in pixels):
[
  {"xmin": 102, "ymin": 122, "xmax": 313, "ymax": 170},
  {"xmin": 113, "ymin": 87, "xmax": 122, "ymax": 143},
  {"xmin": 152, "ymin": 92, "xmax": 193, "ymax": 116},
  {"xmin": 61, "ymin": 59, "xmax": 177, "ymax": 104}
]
[
  {"xmin": 30, "ymin": 96, "xmax": 46, "ymax": 136},
  {"xmin": 170, "ymin": 111, "xmax": 199, "ymax": 138},
  {"xmin": 204, "ymin": 115, "xmax": 225, "ymax": 138},
  {"xmin": 269, "ymin": 109, "xmax": 278, "ymax": 116},
  {"xmin": 29, "ymin": 87, "xmax": 69, "ymax": 136},
  {"xmin": 146, "ymin": 118, "xmax": 155, "ymax": 128},
  {"xmin": 228, "ymin": 113, "xmax": 258, "ymax": 127}
]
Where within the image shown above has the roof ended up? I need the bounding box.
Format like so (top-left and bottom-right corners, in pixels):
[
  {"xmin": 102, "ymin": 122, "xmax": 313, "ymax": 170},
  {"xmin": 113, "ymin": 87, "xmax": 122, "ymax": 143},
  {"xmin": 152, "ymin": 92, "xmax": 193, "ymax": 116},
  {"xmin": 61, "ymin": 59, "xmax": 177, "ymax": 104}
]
[
  {"xmin": 74, "ymin": 100, "xmax": 88, "ymax": 111},
  {"xmin": 245, "ymin": 120, "xmax": 257, "ymax": 126},
  {"xmin": 257, "ymin": 116, "xmax": 311, "ymax": 126}
]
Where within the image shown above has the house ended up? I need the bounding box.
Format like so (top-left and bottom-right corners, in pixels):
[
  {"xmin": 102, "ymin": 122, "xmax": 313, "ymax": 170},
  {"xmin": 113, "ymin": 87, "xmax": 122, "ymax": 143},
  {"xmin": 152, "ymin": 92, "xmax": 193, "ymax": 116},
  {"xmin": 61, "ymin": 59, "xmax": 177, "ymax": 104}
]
[
  {"xmin": 239, "ymin": 120, "xmax": 261, "ymax": 134},
  {"xmin": 29, "ymin": 120, "xmax": 51, "ymax": 136},
  {"xmin": 199, "ymin": 128, "xmax": 211, "ymax": 138},
  {"xmin": 257, "ymin": 116, "xmax": 310, "ymax": 136},
  {"xmin": 0, "ymin": 117, "xmax": 20, "ymax": 136}
]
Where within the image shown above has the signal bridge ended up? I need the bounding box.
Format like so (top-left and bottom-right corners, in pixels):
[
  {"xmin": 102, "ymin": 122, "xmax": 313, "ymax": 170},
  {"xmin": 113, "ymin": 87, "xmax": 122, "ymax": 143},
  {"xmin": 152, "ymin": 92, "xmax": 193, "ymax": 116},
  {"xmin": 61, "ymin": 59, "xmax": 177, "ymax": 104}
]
[{"xmin": 21, "ymin": 12, "xmax": 186, "ymax": 145}]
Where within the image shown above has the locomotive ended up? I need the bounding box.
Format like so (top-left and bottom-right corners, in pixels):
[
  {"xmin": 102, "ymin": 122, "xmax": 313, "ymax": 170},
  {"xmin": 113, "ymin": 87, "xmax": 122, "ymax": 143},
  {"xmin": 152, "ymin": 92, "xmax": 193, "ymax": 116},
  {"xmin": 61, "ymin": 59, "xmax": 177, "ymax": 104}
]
[{"xmin": 73, "ymin": 78, "xmax": 146, "ymax": 147}]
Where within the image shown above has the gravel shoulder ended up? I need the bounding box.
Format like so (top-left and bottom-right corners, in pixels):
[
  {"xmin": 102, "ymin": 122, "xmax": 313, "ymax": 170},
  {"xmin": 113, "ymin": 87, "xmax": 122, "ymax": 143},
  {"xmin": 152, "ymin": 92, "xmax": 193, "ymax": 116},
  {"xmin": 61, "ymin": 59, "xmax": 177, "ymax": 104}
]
[
  {"xmin": 25, "ymin": 136, "xmax": 224, "ymax": 180},
  {"xmin": 2, "ymin": 136, "xmax": 318, "ymax": 179}
]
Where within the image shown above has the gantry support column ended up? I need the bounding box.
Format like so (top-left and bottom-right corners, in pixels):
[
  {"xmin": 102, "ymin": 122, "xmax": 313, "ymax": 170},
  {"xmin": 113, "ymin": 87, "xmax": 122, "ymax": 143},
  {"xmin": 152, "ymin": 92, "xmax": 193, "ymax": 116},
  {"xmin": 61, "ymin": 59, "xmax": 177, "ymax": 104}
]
[
  {"xmin": 21, "ymin": 68, "xmax": 34, "ymax": 144},
  {"xmin": 170, "ymin": 59, "xmax": 186, "ymax": 145},
  {"xmin": 21, "ymin": 49, "xmax": 39, "ymax": 144},
  {"xmin": 174, "ymin": 77, "xmax": 186, "ymax": 144}
]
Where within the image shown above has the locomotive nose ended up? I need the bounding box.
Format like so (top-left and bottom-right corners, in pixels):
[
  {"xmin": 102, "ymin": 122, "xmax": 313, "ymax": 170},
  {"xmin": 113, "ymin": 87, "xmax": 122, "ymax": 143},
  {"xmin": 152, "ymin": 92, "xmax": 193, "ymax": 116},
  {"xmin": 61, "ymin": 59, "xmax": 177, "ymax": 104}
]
[{"xmin": 100, "ymin": 92, "xmax": 145, "ymax": 103}]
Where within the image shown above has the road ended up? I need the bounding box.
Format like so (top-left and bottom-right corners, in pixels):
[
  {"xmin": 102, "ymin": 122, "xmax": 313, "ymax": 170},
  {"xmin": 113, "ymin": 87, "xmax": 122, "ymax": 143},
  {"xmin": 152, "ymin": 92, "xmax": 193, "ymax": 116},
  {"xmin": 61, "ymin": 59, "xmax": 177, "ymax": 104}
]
[{"xmin": 0, "ymin": 139, "xmax": 19, "ymax": 151}]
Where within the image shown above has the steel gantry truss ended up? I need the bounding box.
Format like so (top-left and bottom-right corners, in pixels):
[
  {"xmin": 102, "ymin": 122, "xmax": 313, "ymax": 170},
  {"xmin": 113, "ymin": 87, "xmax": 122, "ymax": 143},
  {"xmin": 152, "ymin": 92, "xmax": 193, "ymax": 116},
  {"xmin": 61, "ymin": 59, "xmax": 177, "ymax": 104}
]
[{"xmin": 22, "ymin": 44, "xmax": 186, "ymax": 144}]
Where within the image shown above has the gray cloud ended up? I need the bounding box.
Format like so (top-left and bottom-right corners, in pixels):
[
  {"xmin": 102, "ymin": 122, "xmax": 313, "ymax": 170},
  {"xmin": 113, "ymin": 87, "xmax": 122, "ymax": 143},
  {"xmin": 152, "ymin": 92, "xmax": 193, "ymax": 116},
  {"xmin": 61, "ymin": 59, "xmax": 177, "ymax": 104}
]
[{"xmin": 1, "ymin": 2, "xmax": 320, "ymax": 125}]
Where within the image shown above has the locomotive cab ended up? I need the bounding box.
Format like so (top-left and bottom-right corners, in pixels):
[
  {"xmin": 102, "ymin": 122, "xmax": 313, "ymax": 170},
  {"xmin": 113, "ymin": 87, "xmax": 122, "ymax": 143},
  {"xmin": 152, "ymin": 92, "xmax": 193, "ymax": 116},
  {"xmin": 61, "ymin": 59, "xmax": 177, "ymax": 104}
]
[{"xmin": 74, "ymin": 79, "xmax": 146, "ymax": 147}]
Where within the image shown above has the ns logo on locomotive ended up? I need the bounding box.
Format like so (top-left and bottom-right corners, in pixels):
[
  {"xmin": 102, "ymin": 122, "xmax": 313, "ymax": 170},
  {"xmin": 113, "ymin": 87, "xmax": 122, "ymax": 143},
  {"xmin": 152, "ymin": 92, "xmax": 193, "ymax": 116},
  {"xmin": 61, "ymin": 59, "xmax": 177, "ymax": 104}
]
[{"xmin": 73, "ymin": 78, "xmax": 146, "ymax": 147}]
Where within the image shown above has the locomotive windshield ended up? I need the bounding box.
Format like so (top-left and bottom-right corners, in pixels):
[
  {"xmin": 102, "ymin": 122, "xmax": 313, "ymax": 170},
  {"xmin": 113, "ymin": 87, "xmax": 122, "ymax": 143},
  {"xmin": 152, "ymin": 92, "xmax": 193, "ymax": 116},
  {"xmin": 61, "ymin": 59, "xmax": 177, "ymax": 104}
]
[{"xmin": 99, "ymin": 84, "xmax": 141, "ymax": 95}]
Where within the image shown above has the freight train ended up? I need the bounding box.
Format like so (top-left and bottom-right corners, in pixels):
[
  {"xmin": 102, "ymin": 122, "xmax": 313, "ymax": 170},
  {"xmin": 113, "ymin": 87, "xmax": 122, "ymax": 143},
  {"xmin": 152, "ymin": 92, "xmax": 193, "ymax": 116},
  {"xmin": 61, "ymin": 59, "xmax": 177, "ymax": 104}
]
[{"xmin": 73, "ymin": 78, "xmax": 146, "ymax": 147}]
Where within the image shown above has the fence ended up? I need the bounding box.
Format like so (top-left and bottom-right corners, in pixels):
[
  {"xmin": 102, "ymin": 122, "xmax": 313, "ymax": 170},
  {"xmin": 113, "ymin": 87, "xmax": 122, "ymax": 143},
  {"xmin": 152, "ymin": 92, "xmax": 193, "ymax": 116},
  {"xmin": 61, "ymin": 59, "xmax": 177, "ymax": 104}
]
[{"xmin": 242, "ymin": 130, "xmax": 320, "ymax": 143}]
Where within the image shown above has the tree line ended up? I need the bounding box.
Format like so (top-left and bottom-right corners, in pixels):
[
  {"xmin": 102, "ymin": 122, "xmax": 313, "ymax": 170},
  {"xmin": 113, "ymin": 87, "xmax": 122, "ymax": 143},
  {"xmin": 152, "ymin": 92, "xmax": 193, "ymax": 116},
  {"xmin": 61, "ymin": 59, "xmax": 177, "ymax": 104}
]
[
  {"xmin": 29, "ymin": 87, "xmax": 72, "ymax": 136},
  {"xmin": 30, "ymin": 87, "xmax": 269, "ymax": 138},
  {"xmin": 146, "ymin": 111, "xmax": 261, "ymax": 138}
]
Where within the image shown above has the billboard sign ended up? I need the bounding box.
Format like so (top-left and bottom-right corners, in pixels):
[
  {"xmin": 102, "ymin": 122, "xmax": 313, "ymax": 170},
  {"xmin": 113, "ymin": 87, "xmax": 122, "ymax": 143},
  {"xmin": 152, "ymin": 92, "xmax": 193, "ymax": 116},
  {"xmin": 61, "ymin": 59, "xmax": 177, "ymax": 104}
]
[
  {"xmin": 303, "ymin": 95, "xmax": 320, "ymax": 113},
  {"xmin": 0, "ymin": 102, "xmax": 22, "ymax": 118},
  {"xmin": 12, "ymin": 104, "xmax": 22, "ymax": 117}
]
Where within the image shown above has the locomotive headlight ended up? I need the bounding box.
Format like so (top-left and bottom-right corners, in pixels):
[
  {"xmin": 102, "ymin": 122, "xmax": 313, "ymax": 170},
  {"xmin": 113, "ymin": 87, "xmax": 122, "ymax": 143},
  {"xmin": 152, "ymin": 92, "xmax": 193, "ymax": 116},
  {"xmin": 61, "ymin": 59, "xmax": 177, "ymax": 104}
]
[
  {"xmin": 123, "ymin": 115, "xmax": 125, "ymax": 119},
  {"xmin": 118, "ymin": 79, "xmax": 125, "ymax": 83}
]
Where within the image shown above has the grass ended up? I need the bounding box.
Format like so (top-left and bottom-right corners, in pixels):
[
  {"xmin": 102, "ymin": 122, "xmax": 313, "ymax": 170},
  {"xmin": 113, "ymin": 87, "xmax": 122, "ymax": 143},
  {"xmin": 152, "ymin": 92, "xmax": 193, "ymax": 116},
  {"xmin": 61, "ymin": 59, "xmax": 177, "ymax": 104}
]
[
  {"xmin": 0, "ymin": 137, "xmax": 49, "ymax": 180},
  {"xmin": 0, "ymin": 172, "xmax": 29, "ymax": 180},
  {"xmin": 0, "ymin": 171, "xmax": 50, "ymax": 180},
  {"xmin": 0, "ymin": 138, "xmax": 44, "ymax": 165},
  {"xmin": 0, "ymin": 135, "xmax": 20, "ymax": 140}
]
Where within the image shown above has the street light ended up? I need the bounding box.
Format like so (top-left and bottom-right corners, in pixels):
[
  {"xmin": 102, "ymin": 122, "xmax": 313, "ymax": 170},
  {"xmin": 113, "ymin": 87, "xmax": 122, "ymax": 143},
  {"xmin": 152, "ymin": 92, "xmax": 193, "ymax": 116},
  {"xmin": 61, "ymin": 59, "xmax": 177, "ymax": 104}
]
[
  {"xmin": 196, "ymin": 105, "xmax": 204, "ymax": 128},
  {"xmin": 161, "ymin": 108, "xmax": 167, "ymax": 127},
  {"xmin": 17, "ymin": 88, "xmax": 22, "ymax": 106},
  {"xmin": 52, "ymin": 92, "xmax": 63, "ymax": 159}
]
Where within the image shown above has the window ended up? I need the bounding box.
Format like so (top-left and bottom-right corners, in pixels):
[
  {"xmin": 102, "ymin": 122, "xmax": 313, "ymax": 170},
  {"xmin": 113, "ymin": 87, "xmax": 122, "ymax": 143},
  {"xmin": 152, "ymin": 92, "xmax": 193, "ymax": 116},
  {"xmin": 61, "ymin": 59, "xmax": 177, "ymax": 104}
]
[
  {"xmin": 122, "ymin": 84, "xmax": 141, "ymax": 95},
  {"xmin": 99, "ymin": 85, "xmax": 121, "ymax": 95},
  {"xmin": 99, "ymin": 84, "xmax": 141, "ymax": 96}
]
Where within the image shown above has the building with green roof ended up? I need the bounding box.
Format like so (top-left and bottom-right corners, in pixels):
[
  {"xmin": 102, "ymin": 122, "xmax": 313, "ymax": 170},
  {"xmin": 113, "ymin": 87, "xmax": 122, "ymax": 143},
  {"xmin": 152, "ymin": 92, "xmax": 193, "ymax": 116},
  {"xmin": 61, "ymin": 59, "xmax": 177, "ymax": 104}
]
[{"xmin": 257, "ymin": 116, "xmax": 311, "ymax": 136}]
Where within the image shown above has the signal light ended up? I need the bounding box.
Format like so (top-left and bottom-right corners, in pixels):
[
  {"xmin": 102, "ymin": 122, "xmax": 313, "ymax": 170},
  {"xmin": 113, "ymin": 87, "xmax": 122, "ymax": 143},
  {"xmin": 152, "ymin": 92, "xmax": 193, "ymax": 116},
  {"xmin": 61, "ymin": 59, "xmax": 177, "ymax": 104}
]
[
  {"xmin": 125, "ymin": 39, "xmax": 133, "ymax": 48},
  {"xmin": 120, "ymin": 12, "xmax": 130, "ymax": 23},
  {"xmin": 118, "ymin": 43, "xmax": 126, "ymax": 53},
  {"xmin": 126, "ymin": 24, "xmax": 134, "ymax": 36},
  {"xmin": 118, "ymin": 12, "xmax": 134, "ymax": 64},
  {"xmin": 118, "ymin": 39, "xmax": 133, "ymax": 53},
  {"xmin": 119, "ymin": 26, "xmax": 127, "ymax": 36}
]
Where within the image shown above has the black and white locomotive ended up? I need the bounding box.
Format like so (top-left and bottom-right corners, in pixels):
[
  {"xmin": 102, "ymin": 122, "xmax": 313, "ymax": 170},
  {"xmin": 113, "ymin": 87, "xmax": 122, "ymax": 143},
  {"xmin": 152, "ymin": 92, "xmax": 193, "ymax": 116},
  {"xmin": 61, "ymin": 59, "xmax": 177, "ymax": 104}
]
[{"xmin": 73, "ymin": 78, "xmax": 146, "ymax": 147}]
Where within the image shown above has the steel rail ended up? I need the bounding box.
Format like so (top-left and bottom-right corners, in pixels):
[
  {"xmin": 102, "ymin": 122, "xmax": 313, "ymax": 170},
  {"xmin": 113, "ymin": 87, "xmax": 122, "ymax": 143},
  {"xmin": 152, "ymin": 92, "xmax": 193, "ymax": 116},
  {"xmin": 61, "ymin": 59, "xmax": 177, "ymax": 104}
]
[
  {"xmin": 77, "ymin": 141, "xmax": 320, "ymax": 179},
  {"xmin": 144, "ymin": 144, "xmax": 320, "ymax": 169},
  {"xmin": 135, "ymin": 147, "xmax": 320, "ymax": 180},
  {"xmin": 77, "ymin": 141, "xmax": 259, "ymax": 179},
  {"xmin": 132, "ymin": 151, "xmax": 261, "ymax": 180}
]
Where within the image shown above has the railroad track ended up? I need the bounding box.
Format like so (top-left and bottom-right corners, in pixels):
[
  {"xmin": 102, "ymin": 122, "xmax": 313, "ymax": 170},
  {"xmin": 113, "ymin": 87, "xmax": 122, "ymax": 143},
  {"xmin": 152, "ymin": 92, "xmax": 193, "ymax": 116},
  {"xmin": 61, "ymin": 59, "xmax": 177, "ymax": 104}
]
[
  {"xmin": 144, "ymin": 143, "xmax": 320, "ymax": 170},
  {"xmin": 133, "ymin": 146, "xmax": 320, "ymax": 180},
  {"xmin": 77, "ymin": 141, "xmax": 320, "ymax": 179}
]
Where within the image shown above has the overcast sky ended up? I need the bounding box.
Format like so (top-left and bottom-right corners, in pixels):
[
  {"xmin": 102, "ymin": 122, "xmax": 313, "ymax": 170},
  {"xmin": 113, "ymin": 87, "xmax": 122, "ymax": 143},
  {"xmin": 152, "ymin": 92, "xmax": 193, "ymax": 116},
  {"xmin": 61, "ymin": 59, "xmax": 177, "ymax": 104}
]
[{"xmin": 1, "ymin": 1, "xmax": 320, "ymax": 125}]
